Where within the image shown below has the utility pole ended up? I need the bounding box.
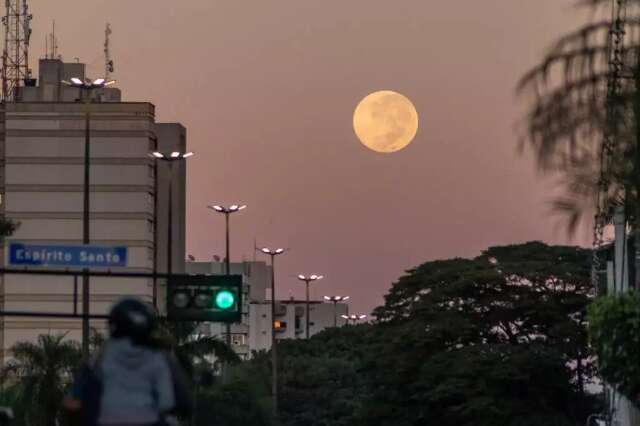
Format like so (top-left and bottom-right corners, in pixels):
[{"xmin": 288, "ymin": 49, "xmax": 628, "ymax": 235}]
[
  {"xmin": 259, "ymin": 247, "xmax": 285, "ymax": 420},
  {"xmin": 208, "ymin": 204, "xmax": 246, "ymax": 347},
  {"xmin": 297, "ymin": 274, "xmax": 323, "ymax": 339},
  {"xmin": 63, "ymin": 77, "xmax": 116, "ymax": 358}
]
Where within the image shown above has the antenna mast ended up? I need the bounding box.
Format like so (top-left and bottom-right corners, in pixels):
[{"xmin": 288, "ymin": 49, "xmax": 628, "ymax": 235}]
[
  {"xmin": 1, "ymin": 0, "xmax": 32, "ymax": 102},
  {"xmin": 594, "ymin": 0, "xmax": 628, "ymax": 270},
  {"xmin": 104, "ymin": 22, "xmax": 113, "ymax": 80}
]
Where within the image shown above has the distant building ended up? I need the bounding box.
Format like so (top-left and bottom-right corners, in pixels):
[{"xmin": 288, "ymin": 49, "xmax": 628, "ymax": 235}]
[
  {"xmin": 594, "ymin": 207, "xmax": 640, "ymax": 426},
  {"xmin": 0, "ymin": 58, "xmax": 187, "ymax": 360},
  {"xmin": 185, "ymin": 259, "xmax": 349, "ymax": 357}
]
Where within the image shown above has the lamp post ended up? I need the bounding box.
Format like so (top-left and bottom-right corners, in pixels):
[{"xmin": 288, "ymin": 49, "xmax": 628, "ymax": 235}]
[
  {"xmin": 207, "ymin": 204, "xmax": 246, "ymax": 346},
  {"xmin": 259, "ymin": 246, "xmax": 285, "ymax": 420},
  {"xmin": 341, "ymin": 314, "xmax": 367, "ymax": 325},
  {"xmin": 297, "ymin": 274, "xmax": 323, "ymax": 339},
  {"xmin": 151, "ymin": 151, "xmax": 194, "ymax": 300},
  {"xmin": 62, "ymin": 77, "xmax": 115, "ymax": 359},
  {"xmin": 324, "ymin": 295, "xmax": 350, "ymax": 327}
]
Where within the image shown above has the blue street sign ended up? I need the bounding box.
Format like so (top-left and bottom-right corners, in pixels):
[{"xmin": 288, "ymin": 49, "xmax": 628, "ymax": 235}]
[{"xmin": 8, "ymin": 243, "xmax": 128, "ymax": 268}]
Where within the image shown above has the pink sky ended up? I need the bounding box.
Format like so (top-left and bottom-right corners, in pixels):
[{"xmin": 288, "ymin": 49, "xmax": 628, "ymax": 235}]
[{"xmin": 30, "ymin": 0, "xmax": 591, "ymax": 315}]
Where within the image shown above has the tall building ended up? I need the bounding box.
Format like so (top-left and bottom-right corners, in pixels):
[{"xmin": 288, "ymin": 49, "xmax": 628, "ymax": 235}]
[
  {"xmin": 0, "ymin": 59, "xmax": 187, "ymax": 359},
  {"xmin": 185, "ymin": 259, "xmax": 349, "ymax": 358}
]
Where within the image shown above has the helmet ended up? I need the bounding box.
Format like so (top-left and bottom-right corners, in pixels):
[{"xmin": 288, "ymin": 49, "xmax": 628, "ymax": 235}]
[{"xmin": 108, "ymin": 298, "xmax": 157, "ymax": 341}]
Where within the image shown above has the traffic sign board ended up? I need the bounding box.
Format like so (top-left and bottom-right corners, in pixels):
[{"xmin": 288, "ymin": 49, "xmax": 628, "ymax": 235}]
[{"xmin": 8, "ymin": 243, "xmax": 128, "ymax": 268}]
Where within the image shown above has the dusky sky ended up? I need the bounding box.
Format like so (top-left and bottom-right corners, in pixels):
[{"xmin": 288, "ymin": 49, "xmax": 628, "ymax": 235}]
[{"xmin": 29, "ymin": 1, "xmax": 591, "ymax": 315}]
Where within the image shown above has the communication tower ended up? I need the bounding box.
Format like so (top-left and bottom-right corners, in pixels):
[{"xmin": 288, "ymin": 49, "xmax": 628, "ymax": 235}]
[
  {"xmin": 104, "ymin": 22, "xmax": 113, "ymax": 80},
  {"xmin": 593, "ymin": 0, "xmax": 628, "ymax": 281},
  {"xmin": 1, "ymin": 0, "xmax": 32, "ymax": 102}
]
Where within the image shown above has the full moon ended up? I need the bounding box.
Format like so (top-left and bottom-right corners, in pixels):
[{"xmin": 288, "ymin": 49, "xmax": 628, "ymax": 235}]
[{"xmin": 353, "ymin": 90, "xmax": 419, "ymax": 153}]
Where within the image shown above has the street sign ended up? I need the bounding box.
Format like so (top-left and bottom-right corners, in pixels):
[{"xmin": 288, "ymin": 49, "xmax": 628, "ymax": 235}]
[
  {"xmin": 167, "ymin": 274, "xmax": 242, "ymax": 322},
  {"xmin": 8, "ymin": 243, "xmax": 128, "ymax": 268}
]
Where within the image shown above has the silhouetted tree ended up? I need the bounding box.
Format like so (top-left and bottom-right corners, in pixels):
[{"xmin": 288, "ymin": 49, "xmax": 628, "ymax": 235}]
[
  {"xmin": 1, "ymin": 334, "xmax": 81, "ymax": 426},
  {"xmin": 518, "ymin": 1, "xmax": 640, "ymax": 248}
]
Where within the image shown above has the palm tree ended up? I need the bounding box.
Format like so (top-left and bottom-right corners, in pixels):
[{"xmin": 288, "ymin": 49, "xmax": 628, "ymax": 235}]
[
  {"xmin": 1, "ymin": 334, "xmax": 81, "ymax": 426},
  {"xmin": 0, "ymin": 219, "xmax": 17, "ymax": 238},
  {"xmin": 154, "ymin": 320, "xmax": 240, "ymax": 377},
  {"xmin": 518, "ymin": 0, "xmax": 640, "ymax": 279}
]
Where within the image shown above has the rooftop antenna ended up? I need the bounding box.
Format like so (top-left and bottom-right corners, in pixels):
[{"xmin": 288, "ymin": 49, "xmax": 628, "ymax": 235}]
[
  {"xmin": 104, "ymin": 22, "xmax": 113, "ymax": 79},
  {"xmin": 253, "ymin": 238, "xmax": 257, "ymax": 261},
  {"xmin": 44, "ymin": 20, "xmax": 58, "ymax": 60},
  {"xmin": 2, "ymin": 0, "xmax": 32, "ymax": 101}
]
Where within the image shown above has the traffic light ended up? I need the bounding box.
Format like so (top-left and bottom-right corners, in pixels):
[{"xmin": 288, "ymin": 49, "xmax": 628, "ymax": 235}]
[{"xmin": 167, "ymin": 274, "xmax": 242, "ymax": 322}]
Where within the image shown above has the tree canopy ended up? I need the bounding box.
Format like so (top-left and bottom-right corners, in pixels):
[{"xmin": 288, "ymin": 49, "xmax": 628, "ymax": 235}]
[
  {"xmin": 223, "ymin": 242, "xmax": 600, "ymax": 426},
  {"xmin": 518, "ymin": 1, "xmax": 640, "ymax": 231}
]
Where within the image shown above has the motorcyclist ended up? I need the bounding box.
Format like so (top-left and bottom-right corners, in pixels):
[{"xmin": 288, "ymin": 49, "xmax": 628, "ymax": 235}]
[{"xmin": 64, "ymin": 298, "xmax": 192, "ymax": 426}]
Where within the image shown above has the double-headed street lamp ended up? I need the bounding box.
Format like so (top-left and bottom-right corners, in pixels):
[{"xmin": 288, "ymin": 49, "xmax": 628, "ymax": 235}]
[
  {"xmin": 341, "ymin": 314, "xmax": 367, "ymax": 325},
  {"xmin": 207, "ymin": 204, "xmax": 246, "ymax": 346},
  {"xmin": 62, "ymin": 77, "xmax": 115, "ymax": 359},
  {"xmin": 151, "ymin": 151, "xmax": 194, "ymax": 303},
  {"xmin": 297, "ymin": 274, "xmax": 323, "ymax": 339},
  {"xmin": 259, "ymin": 247, "xmax": 285, "ymax": 420},
  {"xmin": 324, "ymin": 295, "xmax": 350, "ymax": 327}
]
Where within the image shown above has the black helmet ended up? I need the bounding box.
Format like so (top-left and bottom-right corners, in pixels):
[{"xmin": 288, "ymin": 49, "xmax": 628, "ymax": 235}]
[{"xmin": 108, "ymin": 298, "xmax": 157, "ymax": 341}]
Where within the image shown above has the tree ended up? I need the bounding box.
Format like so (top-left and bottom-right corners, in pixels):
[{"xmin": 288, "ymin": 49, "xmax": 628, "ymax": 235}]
[
  {"xmin": 193, "ymin": 354, "xmax": 272, "ymax": 426},
  {"xmin": 518, "ymin": 1, "xmax": 640, "ymax": 287},
  {"xmin": 153, "ymin": 320, "xmax": 240, "ymax": 376},
  {"xmin": 518, "ymin": 1, "xmax": 639, "ymax": 226},
  {"xmin": 587, "ymin": 291, "xmax": 640, "ymax": 405},
  {"xmin": 1, "ymin": 334, "xmax": 81, "ymax": 426},
  {"xmin": 189, "ymin": 243, "xmax": 598, "ymax": 426},
  {"xmin": 364, "ymin": 242, "xmax": 597, "ymax": 426},
  {"xmin": 0, "ymin": 219, "xmax": 17, "ymax": 238}
]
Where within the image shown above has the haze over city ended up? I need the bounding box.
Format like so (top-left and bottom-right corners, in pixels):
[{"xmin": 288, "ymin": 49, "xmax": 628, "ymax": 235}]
[
  {"xmin": 28, "ymin": 0, "xmax": 588, "ymax": 315},
  {"xmin": 1, "ymin": 0, "xmax": 639, "ymax": 425}
]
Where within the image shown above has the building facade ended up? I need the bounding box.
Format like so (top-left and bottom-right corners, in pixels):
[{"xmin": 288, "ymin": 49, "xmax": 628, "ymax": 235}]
[{"xmin": 0, "ymin": 59, "xmax": 187, "ymax": 359}]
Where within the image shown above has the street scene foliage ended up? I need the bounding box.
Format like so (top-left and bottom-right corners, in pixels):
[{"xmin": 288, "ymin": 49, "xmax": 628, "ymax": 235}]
[
  {"xmin": 588, "ymin": 292, "xmax": 640, "ymax": 405},
  {"xmin": 0, "ymin": 242, "xmax": 601, "ymax": 426}
]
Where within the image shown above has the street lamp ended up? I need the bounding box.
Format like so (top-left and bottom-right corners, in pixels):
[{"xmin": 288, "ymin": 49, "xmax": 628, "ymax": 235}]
[
  {"xmin": 324, "ymin": 295, "xmax": 350, "ymax": 327},
  {"xmin": 207, "ymin": 204, "xmax": 247, "ymax": 346},
  {"xmin": 297, "ymin": 274, "xmax": 323, "ymax": 339},
  {"xmin": 62, "ymin": 77, "xmax": 115, "ymax": 359},
  {"xmin": 341, "ymin": 314, "xmax": 367, "ymax": 325},
  {"xmin": 150, "ymin": 151, "xmax": 194, "ymax": 302},
  {"xmin": 259, "ymin": 246, "xmax": 285, "ymax": 420}
]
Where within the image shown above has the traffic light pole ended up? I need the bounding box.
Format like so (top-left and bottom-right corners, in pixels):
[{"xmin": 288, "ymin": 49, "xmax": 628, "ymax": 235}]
[
  {"xmin": 270, "ymin": 254, "xmax": 278, "ymax": 419},
  {"xmin": 225, "ymin": 212, "xmax": 231, "ymax": 347},
  {"xmin": 81, "ymin": 92, "xmax": 91, "ymax": 359},
  {"xmin": 167, "ymin": 162, "xmax": 173, "ymax": 277},
  {"xmin": 305, "ymin": 280, "xmax": 311, "ymax": 339}
]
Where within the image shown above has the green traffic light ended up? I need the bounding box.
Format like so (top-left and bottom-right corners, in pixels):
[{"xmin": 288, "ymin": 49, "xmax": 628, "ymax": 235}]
[{"xmin": 215, "ymin": 290, "xmax": 235, "ymax": 310}]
